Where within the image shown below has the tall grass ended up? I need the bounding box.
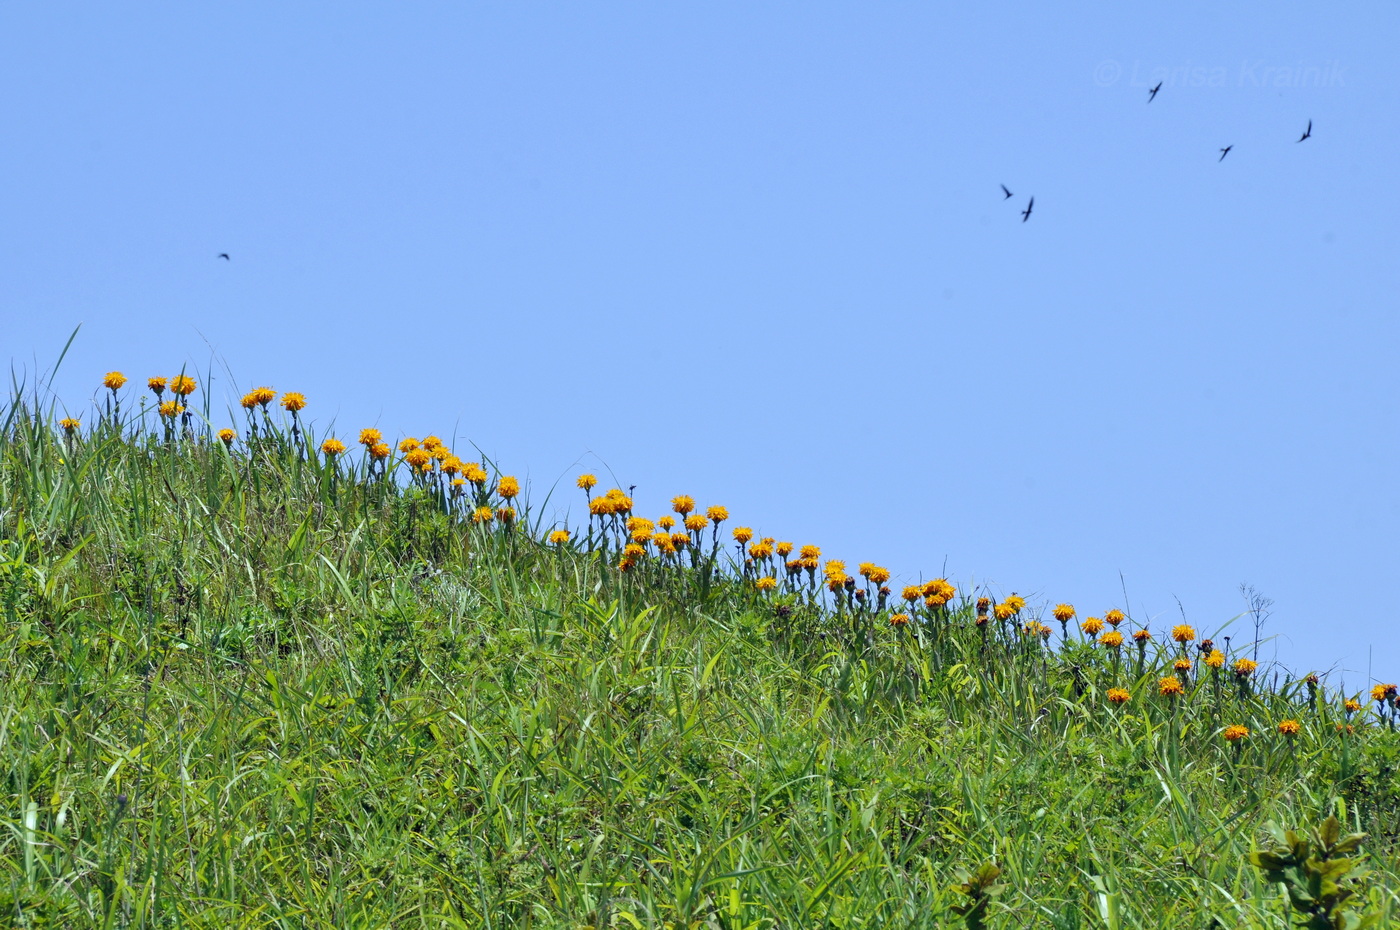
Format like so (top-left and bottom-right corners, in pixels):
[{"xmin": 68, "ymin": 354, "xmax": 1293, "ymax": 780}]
[{"xmin": 0, "ymin": 376, "xmax": 1395, "ymax": 928}]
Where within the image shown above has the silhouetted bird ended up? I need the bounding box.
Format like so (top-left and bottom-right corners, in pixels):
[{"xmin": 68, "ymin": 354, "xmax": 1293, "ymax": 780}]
[
  {"xmin": 217, "ymin": 253, "xmax": 230, "ymax": 260},
  {"xmin": 1297, "ymin": 119, "xmax": 1312, "ymax": 142},
  {"xmin": 1148, "ymin": 82, "xmax": 1162, "ymax": 103},
  {"xmin": 1218, "ymin": 146, "xmax": 1232, "ymax": 162},
  {"xmin": 1021, "ymin": 197, "xmax": 1033, "ymax": 222},
  {"xmin": 1000, "ymin": 184, "xmax": 1013, "ymax": 200}
]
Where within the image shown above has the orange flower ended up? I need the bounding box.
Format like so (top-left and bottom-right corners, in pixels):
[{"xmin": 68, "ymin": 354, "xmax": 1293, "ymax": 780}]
[
  {"xmin": 671, "ymin": 495, "xmax": 696, "ymax": 515},
  {"xmin": 102, "ymin": 371, "xmax": 127, "ymax": 390},
  {"xmin": 369, "ymin": 442, "xmax": 391, "ymax": 460},
  {"xmin": 1171, "ymin": 625, "xmax": 1195, "ymax": 644},
  {"xmin": 706, "ymin": 506, "xmax": 728, "ymax": 523},
  {"xmin": 59, "ymin": 418, "xmax": 80, "ymax": 433},
  {"xmin": 1104, "ymin": 609, "xmax": 1125, "ymax": 627},
  {"xmin": 359, "ymin": 428, "xmax": 383, "ymax": 446},
  {"xmin": 496, "ymin": 507, "xmax": 516, "ymax": 523},
  {"xmin": 1222, "ymin": 725, "xmax": 1250, "ymax": 742},
  {"xmin": 1004, "ymin": 594, "xmax": 1026, "ymax": 614},
  {"xmin": 217, "ymin": 428, "xmax": 236, "ymax": 445},
  {"xmin": 756, "ymin": 577, "xmax": 777, "ymax": 592},
  {"xmin": 1107, "ymin": 688, "xmax": 1131, "ymax": 705},
  {"xmin": 147, "ymin": 376, "xmax": 167, "ymax": 395},
  {"xmin": 1052, "ymin": 604, "xmax": 1075, "ymax": 622},
  {"xmin": 471, "ymin": 506, "xmax": 493, "ymax": 524},
  {"xmin": 889, "ymin": 613, "xmax": 910, "ymax": 628},
  {"xmin": 776, "ymin": 542, "xmax": 794, "ymax": 557},
  {"xmin": 749, "ymin": 541, "xmax": 774, "ymax": 560},
  {"xmin": 577, "ymin": 474, "xmax": 598, "ymax": 491},
  {"xmin": 1233, "ymin": 658, "xmax": 1258, "ymax": 679},
  {"xmin": 280, "ymin": 392, "xmax": 307, "ymax": 413},
  {"xmin": 1132, "ymin": 629, "xmax": 1152, "ymax": 644},
  {"xmin": 320, "ymin": 438, "xmax": 346, "ymax": 456},
  {"xmin": 1081, "ymin": 617, "xmax": 1105, "ymax": 636},
  {"xmin": 170, "ymin": 375, "xmax": 197, "ymax": 396},
  {"xmin": 1158, "ymin": 676, "xmax": 1184, "ymax": 697},
  {"xmin": 1099, "ymin": 631, "xmax": 1124, "ymax": 649},
  {"xmin": 1277, "ymin": 719, "xmax": 1301, "ymax": 737},
  {"xmin": 1344, "ymin": 698, "xmax": 1362, "ymax": 714},
  {"xmin": 733, "ymin": 526, "xmax": 754, "ymax": 543},
  {"xmin": 497, "ymin": 476, "xmax": 520, "ymax": 499},
  {"xmin": 684, "ymin": 514, "xmax": 708, "ymax": 531},
  {"xmin": 404, "ymin": 449, "xmax": 432, "ymax": 471},
  {"xmin": 158, "ymin": 401, "xmax": 184, "ymax": 419},
  {"xmin": 993, "ymin": 603, "xmax": 1015, "ymax": 621},
  {"xmin": 799, "ymin": 545, "xmax": 820, "ymax": 561},
  {"xmin": 548, "ymin": 529, "xmax": 570, "ymax": 545},
  {"xmin": 901, "ymin": 585, "xmax": 923, "ymax": 603}
]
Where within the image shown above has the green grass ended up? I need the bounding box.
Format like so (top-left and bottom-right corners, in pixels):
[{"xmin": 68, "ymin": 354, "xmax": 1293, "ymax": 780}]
[{"xmin": 0, "ymin": 380, "xmax": 1397, "ymax": 928}]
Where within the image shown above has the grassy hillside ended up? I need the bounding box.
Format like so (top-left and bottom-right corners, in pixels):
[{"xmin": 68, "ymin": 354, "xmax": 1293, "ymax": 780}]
[{"xmin": 1, "ymin": 373, "xmax": 1397, "ymax": 928}]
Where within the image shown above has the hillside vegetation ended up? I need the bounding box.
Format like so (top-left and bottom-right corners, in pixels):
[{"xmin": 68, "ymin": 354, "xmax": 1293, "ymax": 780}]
[{"xmin": 0, "ymin": 371, "xmax": 1397, "ymax": 928}]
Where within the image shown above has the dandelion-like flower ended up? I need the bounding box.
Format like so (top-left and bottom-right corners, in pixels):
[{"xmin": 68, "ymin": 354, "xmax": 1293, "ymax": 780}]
[
  {"xmin": 706, "ymin": 506, "xmax": 728, "ymax": 523},
  {"xmin": 249, "ymin": 387, "xmax": 276, "ymax": 408},
  {"xmin": 1277, "ymin": 719, "xmax": 1301, "ymax": 736},
  {"xmin": 799, "ymin": 544, "xmax": 820, "ymax": 561},
  {"xmin": 320, "ymin": 438, "xmax": 346, "ymax": 456},
  {"xmin": 749, "ymin": 541, "xmax": 774, "ymax": 560},
  {"xmin": 1171, "ymin": 625, "xmax": 1195, "ymax": 644},
  {"xmin": 1173, "ymin": 658, "xmax": 1192, "ymax": 675},
  {"xmin": 1371, "ymin": 683, "xmax": 1398, "ymax": 703},
  {"xmin": 471, "ymin": 506, "xmax": 493, "ymax": 524},
  {"xmin": 548, "ymin": 529, "xmax": 570, "ymax": 545},
  {"xmin": 1107, "ymin": 688, "xmax": 1131, "ymax": 705},
  {"xmin": 652, "ymin": 532, "xmax": 677, "ymax": 555},
  {"xmin": 923, "ymin": 579, "xmax": 956, "ymax": 604},
  {"xmin": 59, "ymin": 418, "xmax": 80, "ymax": 433},
  {"xmin": 103, "ymin": 371, "xmax": 127, "ymax": 390},
  {"xmin": 1105, "ymin": 609, "xmax": 1125, "ymax": 627},
  {"xmin": 1204, "ymin": 650, "xmax": 1225, "ymax": 669},
  {"xmin": 1158, "ymin": 676, "xmax": 1184, "ymax": 697},
  {"xmin": 217, "ymin": 428, "xmax": 236, "ymax": 445},
  {"xmin": 671, "ymin": 495, "xmax": 696, "ymax": 515},
  {"xmin": 889, "ymin": 613, "xmax": 910, "ymax": 628},
  {"xmin": 1233, "ymin": 658, "xmax": 1258, "ymax": 679},
  {"xmin": 1004, "ymin": 594, "xmax": 1026, "ymax": 614},
  {"xmin": 158, "ymin": 401, "xmax": 184, "ymax": 419},
  {"xmin": 465, "ymin": 464, "xmax": 487, "ymax": 485},
  {"xmin": 170, "ymin": 375, "xmax": 197, "ymax": 396},
  {"xmin": 148, "ymin": 377, "xmax": 168, "ymax": 396},
  {"xmin": 577, "ymin": 474, "xmax": 598, "ymax": 491},
  {"xmin": 1081, "ymin": 617, "xmax": 1105, "ymax": 636},
  {"xmin": 657, "ymin": 515, "xmax": 675, "ymax": 530},
  {"xmin": 1344, "ymin": 698, "xmax": 1362, "ymax": 714},
  {"xmin": 1052, "ymin": 604, "xmax": 1075, "ymax": 622},
  {"xmin": 497, "ymin": 476, "xmax": 520, "ymax": 499},
  {"xmin": 1099, "ymin": 631, "xmax": 1124, "ymax": 649},
  {"xmin": 1222, "ymin": 725, "xmax": 1250, "ymax": 742},
  {"xmin": 399, "ymin": 438, "xmax": 421, "ymax": 454},
  {"xmin": 901, "ymin": 585, "xmax": 923, "ymax": 603},
  {"xmin": 993, "ymin": 603, "xmax": 1015, "ymax": 621},
  {"xmin": 369, "ymin": 442, "xmax": 391, "ymax": 460},
  {"xmin": 404, "ymin": 449, "xmax": 432, "ymax": 472},
  {"xmin": 756, "ymin": 577, "xmax": 777, "ymax": 592},
  {"xmin": 733, "ymin": 527, "xmax": 754, "ymax": 544},
  {"xmin": 1132, "ymin": 629, "xmax": 1152, "ymax": 644},
  {"xmin": 776, "ymin": 542, "xmax": 794, "ymax": 557},
  {"xmin": 280, "ymin": 392, "xmax": 307, "ymax": 413},
  {"xmin": 441, "ymin": 457, "xmax": 462, "ymax": 477},
  {"xmin": 868, "ymin": 566, "xmax": 891, "ymax": 585},
  {"xmin": 684, "ymin": 514, "xmax": 708, "ymax": 532},
  {"xmin": 670, "ymin": 531, "xmax": 691, "ymax": 547},
  {"xmin": 358, "ymin": 428, "xmax": 382, "ymax": 447}
]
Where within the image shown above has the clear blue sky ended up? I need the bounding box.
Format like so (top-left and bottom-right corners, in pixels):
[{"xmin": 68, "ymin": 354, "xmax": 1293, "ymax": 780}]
[{"xmin": 4, "ymin": 5, "xmax": 1397, "ymax": 686}]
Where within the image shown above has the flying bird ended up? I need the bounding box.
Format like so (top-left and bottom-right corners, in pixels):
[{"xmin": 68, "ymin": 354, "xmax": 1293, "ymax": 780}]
[
  {"xmin": 1218, "ymin": 146, "xmax": 1232, "ymax": 162},
  {"xmin": 1297, "ymin": 119, "xmax": 1312, "ymax": 142},
  {"xmin": 217, "ymin": 253, "xmax": 230, "ymax": 260},
  {"xmin": 1021, "ymin": 197, "xmax": 1034, "ymax": 222},
  {"xmin": 1000, "ymin": 184, "xmax": 1013, "ymax": 200},
  {"xmin": 1148, "ymin": 81, "xmax": 1162, "ymax": 103}
]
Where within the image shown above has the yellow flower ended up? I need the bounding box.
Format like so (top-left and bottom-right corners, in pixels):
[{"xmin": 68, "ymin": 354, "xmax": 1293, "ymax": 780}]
[
  {"xmin": 496, "ymin": 507, "xmax": 516, "ymax": 523},
  {"xmin": 652, "ymin": 532, "xmax": 677, "ymax": 554},
  {"xmin": 465, "ymin": 464, "xmax": 487, "ymax": 485},
  {"xmin": 577, "ymin": 474, "xmax": 598, "ymax": 491},
  {"xmin": 776, "ymin": 542, "xmax": 794, "ymax": 557},
  {"xmin": 1371, "ymin": 683, "xmax": 1398, "ymax": 703},
  {"xmin": 170, "ymin": 375, "xmax": 197, "ymax": 396},
  {"xmin": 748, "ymin": 541, "xmax": 774, "ymax": 560},
  {"xmin": 590, "ymin": 497, "xmax": 615, "ymax": 516},
  {"xmin": 799, "ymin": 545, "xmax": 820, "ymax": 561},
  {"xmin": 1222, "ymin": 725, "xmax": 1250, "ymax": 742},
  {"xmin": 369, "ymin": 442, "xmax": 391, "ymax": 460},
  {"xmin": 684, "ymin": 514, "xmax": 708, "ymax": 531},
  {"xmin": 622, "ymin": 543, "xmax": 646, "ymax": 560},
  {"xmin": 217, "ymin": 428, "xmax": 236, "ymax": 445},
  {"xmin": 868, "ymin": 566, "xmax": 891, "ymax": 585},
  {"xmin": 1004, "ymin": 594, "xmax": 1026, "ymax": 614},
  {"xmin": 1081, "ymin": 617, "xmax": 1105, "ymax": 636},
  {"xmin": 671, "ymin": 495, "xmax": 696, "ymax": 515},
  {"xmin": 404, "ymin": 449, "xmax": 432, "ymax": 471},
  {"xmin": 471, "ymin": 506, "xmax": 493, "ymax": 524},
  {"xmin": 1099, "ymin": 631, "xmax": 1124, "ymax": 649},
  {"xmin": 59, "ymin": 418, "xmax": 80, "ymax": 432},
  {"xmin": 422, "ymin": 435, "xmax": 443, "ymax": 451},
  {"xmin": 733, "ymin": 526, "xmax": 754, "ymax": 543},
  {"xmin": 670, "ymin": 532, "xmax": 691, "ymax": 548},
  {"xmin": 923, "ymin": 579, "xmax": 956, "ymax": 603},
  {"xmin": 1171, "ymin": 625, "xmax": 1195, "ymax": 644},
  {"xmin": 1052, "ymin": 604, "xmax": 1075, "ymax": 622},
  {"xmin": 280, "ymin": 392, "xmax": 307, "ymax": 413},
  {"xmin": 1107, "ymin": 687, "xmax": 1131, "ymax": 705},
  {"xmin": 889, "ymin": 613, "xmax": 910, "ymax": 628},
  {"xmin": 103, "ymin": 371, "xmax": 127, "ymax": 390},
  {"xmin": 1173, "ymin": 658, "xmax": 1192, "ymax": 674},
  {"xmin": 901, "ymin": 586, "xmax": 923, "ymax": 603},
  {"xmin": 147, "ymin": 376, "xmax": 167, "ymax": 395},
  {"xmin": 1232, "ymin": 658, "xmax": 1258, "ymax": 678},
  {"xmin": 358, "ymin": 428, "xmax": 382, "ymax": 447},
  {"xmin": 239, "ymin": 392, "xmax": 259, "ymax": 409},
  {"xmin": 601, "ymin": 488, "xmax": 632, "ymax": 513},
  {"xmin": 706, "ymin": 506, "xmax": 728, "ymax": 523},
  {"xmin": 320, "ymin": 438, "xmax": 346, "ymax": 456},
  {"xmin": 441, "ymin": 457, "xmax": 462, "ymax": 477},
  {"xmin": 249, "ymin": 386, "xmax": 276, "ymax": 407},
  {"xmin": 548, "ymin": 529, "xmax": 570, "ymax": 545},
  {"xmin": 756, "ymin": 577, "xmax": 777, "ymax": 592},
  {"xmin": 1344, "ymin": 698, "xmax": 1361, "ymax": 714},
  {"xmin": 158, "ymin": 401, "xmax": 184, "ymax": 418},
  {"xmin": 450, "ymin": 478, "xmax": 466, "ymax": 490},
  {"xmin": 1204, "ymin": 650, "xmax": 1225, "ymax": 669},
  {"xmin": 1158, "ymin": 676, "xmax": 1184, "ymax": 697},
  {"xmin": 1132, "ymin": 629, "xmax": 1152, "ymax": 644},
  {"xmin": 1277, "ymin": 719, "xmax": 1301, "ymax": 736},
  {"xmin": 658, "ymin": 516, "xmax": 676, "ymax": 530},
  {"xmin": 993, "ymin": 603, "xmax": 1015, "ymax": 621},
  {"xmin": 498, "ymin": 476, "xmax": 520, "ymax": 499},
  {"xmin": 1105, "ymin": 609, "xmax": 1125, "ymax": 627}
]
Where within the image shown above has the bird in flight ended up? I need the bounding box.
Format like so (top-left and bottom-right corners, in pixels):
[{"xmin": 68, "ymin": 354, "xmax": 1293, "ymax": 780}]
[
  {"xmin": 1218, "ymin": 146, "xmax": 1233, "ymax": 162},
  {"xmin": 1000, "ymin": 184, "xmax": 1013, "ymax": 200},
  {"xmin": 1148, "ymin": 81, "xmax": 1162, "ymax": 103},
  {"xmin": 1021, "ymin": 197, "xmax": 1034, "ymax": 222},
  {"xmin": 217, "ymin": 253, "xmax": 230, "ymax": 260},
  {"xmin": 1297, "ymin": 119, "xmax": 1312, "ymax": 142}
]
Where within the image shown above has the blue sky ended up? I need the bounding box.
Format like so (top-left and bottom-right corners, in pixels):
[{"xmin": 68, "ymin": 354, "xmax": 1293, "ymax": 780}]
[{"xmin": 4, "ymin": 4, "xmax": 1397, "ymax": 685}]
